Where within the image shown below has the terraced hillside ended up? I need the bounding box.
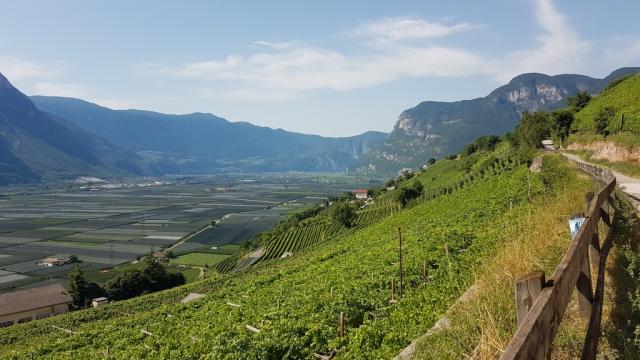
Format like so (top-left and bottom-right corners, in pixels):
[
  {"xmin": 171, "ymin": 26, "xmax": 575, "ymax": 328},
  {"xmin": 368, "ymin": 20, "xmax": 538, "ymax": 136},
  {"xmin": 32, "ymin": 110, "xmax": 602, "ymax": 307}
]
[{"xmin": 0, "ymin": 147, "xmax": 586, "ymax": 359}]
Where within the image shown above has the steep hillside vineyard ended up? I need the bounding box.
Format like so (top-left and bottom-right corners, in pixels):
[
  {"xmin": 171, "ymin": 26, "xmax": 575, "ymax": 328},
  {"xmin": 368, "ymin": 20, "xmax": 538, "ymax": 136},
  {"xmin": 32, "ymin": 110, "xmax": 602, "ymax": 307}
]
[
  {"xmin": 0, "ymin": 146, "xmax": 577, "ymax": 359},
  {"xmin": 259, "ymin": 199, "xmax": 401, "ymax": 261}
]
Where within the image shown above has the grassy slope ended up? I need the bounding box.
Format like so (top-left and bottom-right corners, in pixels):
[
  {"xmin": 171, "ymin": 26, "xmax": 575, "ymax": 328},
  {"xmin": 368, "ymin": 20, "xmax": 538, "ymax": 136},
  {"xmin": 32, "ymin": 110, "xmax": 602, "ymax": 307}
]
[
  {"xmin": 414, "ymin": 155, "xmax": 596, "ymax": 358},
  {"xmin": 0, "ymin": 152, "xmax": 580, "ymax": 359},
  {"xmin": 572, "ymin": 73, "xmax": 640, "ymax": 137},
  {"xmin": 568, "ymin": 73, "xmax": 640, "ymax": 178}
]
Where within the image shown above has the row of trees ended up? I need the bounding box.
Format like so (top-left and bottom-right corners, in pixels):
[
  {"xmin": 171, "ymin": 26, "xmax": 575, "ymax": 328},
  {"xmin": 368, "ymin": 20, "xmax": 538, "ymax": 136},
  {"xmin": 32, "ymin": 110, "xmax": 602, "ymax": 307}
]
[
  {"xmin": 67, "ymin": 257, "xmax": 185, "ymax": 307},
  {"xmin": 511, "ymin": 91, "xmax": 593, "ymax": 148}
]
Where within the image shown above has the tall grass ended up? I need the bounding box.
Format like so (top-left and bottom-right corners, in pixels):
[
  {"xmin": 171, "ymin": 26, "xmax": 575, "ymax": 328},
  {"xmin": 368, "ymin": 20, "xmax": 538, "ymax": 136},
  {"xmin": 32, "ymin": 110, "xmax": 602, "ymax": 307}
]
[{"xmin": 413, "ymin": 159, "xmax": 596, "ymax": 359}]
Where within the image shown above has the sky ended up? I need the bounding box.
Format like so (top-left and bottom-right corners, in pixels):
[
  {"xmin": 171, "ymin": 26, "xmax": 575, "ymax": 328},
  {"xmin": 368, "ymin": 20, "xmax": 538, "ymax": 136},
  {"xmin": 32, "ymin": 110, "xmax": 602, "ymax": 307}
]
[{"xmin": 1, "ymin": 0, "xmax": 639, "ymax": 137}]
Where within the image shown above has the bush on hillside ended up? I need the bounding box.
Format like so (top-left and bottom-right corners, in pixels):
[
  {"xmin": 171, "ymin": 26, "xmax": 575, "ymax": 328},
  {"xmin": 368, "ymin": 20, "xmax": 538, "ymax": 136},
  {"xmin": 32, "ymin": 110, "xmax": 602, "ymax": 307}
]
[
  {"xmin": 565, "ymin": 91, "xmax": 591, "ymax": 110},
  {"xmin": 396, "ymin": 181, "xmax": 424, "ymax": 207},
  {"xmin": 330, "ymin": 202, "xmax": 357, "ymax": 228},
  {"xmin": 594, "ymin": 106, "xmax": 615, "ymax": 135}
]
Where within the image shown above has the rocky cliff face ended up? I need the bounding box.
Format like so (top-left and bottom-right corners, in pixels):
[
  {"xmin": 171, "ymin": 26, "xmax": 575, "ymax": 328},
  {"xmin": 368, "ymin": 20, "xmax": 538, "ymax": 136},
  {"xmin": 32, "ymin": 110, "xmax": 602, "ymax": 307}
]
[{"xmin": 355, "ymin": 67, "xmax": 640, "ymax": 174}]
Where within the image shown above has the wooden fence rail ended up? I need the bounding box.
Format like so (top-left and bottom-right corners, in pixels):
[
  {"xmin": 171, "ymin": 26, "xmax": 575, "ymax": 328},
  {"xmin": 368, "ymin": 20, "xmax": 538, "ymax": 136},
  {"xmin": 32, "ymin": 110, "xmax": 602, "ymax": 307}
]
[{"xmin": 501, "ymin": 159, "xmax": 617, "ymax": 360}]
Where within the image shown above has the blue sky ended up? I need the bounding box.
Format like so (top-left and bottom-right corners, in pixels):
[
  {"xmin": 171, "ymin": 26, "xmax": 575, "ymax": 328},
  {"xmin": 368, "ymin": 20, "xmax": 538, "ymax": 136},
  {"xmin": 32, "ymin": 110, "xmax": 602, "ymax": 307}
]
[{"xmin": 1, "ymin": 0, "xmax": 639, "ymax": 136}]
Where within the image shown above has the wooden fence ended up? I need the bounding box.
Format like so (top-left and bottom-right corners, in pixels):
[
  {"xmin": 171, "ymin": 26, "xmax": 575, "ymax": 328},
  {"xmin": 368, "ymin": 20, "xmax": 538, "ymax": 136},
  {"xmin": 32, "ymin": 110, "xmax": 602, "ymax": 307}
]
[{"xmin": 501, "ymin": 159, "xmax": 617, "ymax": 360}]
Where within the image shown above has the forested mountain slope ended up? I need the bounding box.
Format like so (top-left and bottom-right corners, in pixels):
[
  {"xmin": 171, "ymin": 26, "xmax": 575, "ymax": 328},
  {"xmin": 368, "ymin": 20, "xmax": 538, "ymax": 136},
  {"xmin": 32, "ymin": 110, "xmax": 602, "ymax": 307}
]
[
  {"xmin": 31, "ymin": 96, "xmax": 386, "ymax": 174},
  {"xmin": 0, "ymin": 73, "xmax": 143, "ymax": 184}
]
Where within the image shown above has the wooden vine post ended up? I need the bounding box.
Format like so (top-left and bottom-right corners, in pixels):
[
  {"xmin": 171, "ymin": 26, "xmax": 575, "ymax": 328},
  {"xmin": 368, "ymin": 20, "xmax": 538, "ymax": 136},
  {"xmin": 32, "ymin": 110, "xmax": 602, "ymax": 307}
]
[
  {"xmin": 422, "ymin": 260, "xmax": 428, "ymax": 283},
  {"xmin": 338, "ymin": 312, "xmax": 345, "ymax": 337},
  {"xmin": 398, "ymin": 227, "xmax": 404, "ymax": 298}
]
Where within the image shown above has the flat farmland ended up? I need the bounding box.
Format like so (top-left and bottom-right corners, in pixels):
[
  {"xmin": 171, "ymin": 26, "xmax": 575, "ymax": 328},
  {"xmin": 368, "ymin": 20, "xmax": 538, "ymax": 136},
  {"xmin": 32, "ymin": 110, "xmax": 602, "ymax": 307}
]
[{"xmin": 0, "ymin": 174, "xmax": 375, "ymax": 293}]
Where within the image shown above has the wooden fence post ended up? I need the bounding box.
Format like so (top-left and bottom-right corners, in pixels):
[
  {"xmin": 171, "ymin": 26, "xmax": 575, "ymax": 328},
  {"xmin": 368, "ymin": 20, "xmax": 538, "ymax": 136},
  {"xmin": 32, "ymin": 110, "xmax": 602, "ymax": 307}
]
[
  {"xmin": 514, "ymin": 271, "xmax": 545, "ymax": 326},
  {"xmin": 577, "ymin": 192, "xmax": 595, "ymax": 322},
  {"xmin": 577, "ymin": 255, "xmax": 594, "ymax": 321},
  {"xmin": 338, "ymin": 312, "xmax": 345, "ymax": 337},
  {"xmin": 585, "ymin": 192, "xmax": 600, "ymax": 279}
]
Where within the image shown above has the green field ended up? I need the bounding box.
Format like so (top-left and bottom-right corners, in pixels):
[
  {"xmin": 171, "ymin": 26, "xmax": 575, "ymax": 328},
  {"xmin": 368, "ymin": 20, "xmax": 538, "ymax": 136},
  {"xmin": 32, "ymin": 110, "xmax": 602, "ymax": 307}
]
[{"xmin": 171, "ymin": 252, "xmax": 230, "ymax": 267}]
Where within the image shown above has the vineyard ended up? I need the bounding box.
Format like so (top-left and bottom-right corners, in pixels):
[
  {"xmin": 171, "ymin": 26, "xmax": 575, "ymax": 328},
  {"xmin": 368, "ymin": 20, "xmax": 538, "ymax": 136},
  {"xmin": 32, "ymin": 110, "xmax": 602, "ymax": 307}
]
[
  {"xmin": 0, "ymin": 150, "xmax": 583, "ymax": 359},
  {"xmin": 258, "ymin": 199, "xmax": 401, "ymax": 262}
]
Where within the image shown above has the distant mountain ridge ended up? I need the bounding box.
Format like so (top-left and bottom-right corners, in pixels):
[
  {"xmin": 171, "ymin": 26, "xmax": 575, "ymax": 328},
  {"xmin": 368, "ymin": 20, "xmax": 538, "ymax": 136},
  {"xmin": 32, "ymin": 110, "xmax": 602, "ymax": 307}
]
[
  {"xmin": 0, "ymin": 73, "xmax": 143, "ymax": 185},
  {"xmin": 356, "ymin": 67, "xmax": 640, "ymax": 174},
  {"xmin": 32, "ymin": 96, "xmax": 386, "ymax": 174}
]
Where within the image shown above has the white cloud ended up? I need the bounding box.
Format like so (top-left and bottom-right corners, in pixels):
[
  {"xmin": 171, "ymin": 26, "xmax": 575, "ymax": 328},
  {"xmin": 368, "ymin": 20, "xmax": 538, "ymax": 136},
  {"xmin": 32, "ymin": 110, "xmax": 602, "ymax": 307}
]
[
  {"xmin": 0, "ymin": 56, "xmax": 51, "ymax": 81},
  {"xmin": 133, "ymin": 0, "xmax": 640, "ymax": 103},
  {"xmin": 349, "ymin": 17, "xmax": 475, "ymax": 43},
  {"xmin": 168, "ymin": 45, "xmax": 484, "ymax": 100},
  {"xmin": 251, "ymin": 41, "xmax": 293, "ymax": 50},
  {"xmin": 494, "ymin": 0, "xmax": 591, "ymax": 81}
]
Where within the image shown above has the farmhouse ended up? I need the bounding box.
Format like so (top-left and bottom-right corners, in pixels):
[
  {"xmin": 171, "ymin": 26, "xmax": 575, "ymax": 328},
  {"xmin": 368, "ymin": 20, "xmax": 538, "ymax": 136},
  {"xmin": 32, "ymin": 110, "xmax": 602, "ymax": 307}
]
[
  {"xmin": 0, "ymin": 283, "xmax": 73, "ymax": 328},
  {"xmin": 353, "ymin": 189, "xmax": 368, "ymax": 200},
  {"xmin": 37, "ymin": 256, "xmax": 68, "ymax": 267}
]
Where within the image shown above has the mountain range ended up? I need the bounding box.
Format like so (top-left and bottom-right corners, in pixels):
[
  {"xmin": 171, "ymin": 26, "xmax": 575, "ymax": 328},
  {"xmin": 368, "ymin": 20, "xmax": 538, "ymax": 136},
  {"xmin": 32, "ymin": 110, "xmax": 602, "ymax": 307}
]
[
  {"xmin": 30, "ymin": 96, "xmax": 386, "ymax": 175},
  {"xmin": 0, "ymin": 67, "xmax": 637, "ymax": 184},
  {"xmin": 355, "ymin": 67, "xmax": 640, "ymax": 174},
  {"xmin": 0, "ymin": 73, "xmax": 143, "ymax": 185}
]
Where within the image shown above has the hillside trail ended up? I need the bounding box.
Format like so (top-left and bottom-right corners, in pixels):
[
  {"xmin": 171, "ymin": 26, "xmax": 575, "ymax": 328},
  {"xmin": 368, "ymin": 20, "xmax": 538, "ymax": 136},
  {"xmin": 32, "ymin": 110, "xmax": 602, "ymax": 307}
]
[{"xmin": 561, "ymin": 152, "xmax": 640, "ymax": 209}]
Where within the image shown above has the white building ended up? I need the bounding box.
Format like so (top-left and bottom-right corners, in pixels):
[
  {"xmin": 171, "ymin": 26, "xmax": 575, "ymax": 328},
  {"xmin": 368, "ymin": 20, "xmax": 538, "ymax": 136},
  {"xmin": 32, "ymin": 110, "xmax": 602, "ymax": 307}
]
[{"xmin": 353, "ymin": 189, "xmax": 368, "ymax": 200}]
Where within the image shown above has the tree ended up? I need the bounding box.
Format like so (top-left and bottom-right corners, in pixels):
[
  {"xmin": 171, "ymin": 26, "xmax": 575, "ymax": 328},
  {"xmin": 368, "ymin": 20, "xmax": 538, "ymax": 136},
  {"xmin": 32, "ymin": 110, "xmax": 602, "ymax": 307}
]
[
  {"xmin": 565, "ymin": 91, "xmax": 591, "ymax": 110},
  {"xmin": 514, "ymin": 111, "xmax": 553, "ymax": 148},
  {"xmin": 551, "ymin": 110, "xmax": 574, "ymax": 142},
  {"xmin": 461, "ymin": 143, "xmax": 478, "ymax": 156},
  {"xmin": 330, "ymin": 202, "xmax": 357, "ymax": 228},
  {"xmin": 68, "ymin": 265, "xmax": 104, "ymax": 307},
  {"xmin": 475, "ymin": 135, "xmax": 500, "ymax": 151},
  {"xmin": 594, "ymin": 106, "xmax": 614, "ymax": 135},
  {"xmin": 427, "ymin": 158, "xmax": 437, "ymax": 166},
  {"xmin": 106, "ymin": 270, "xmax": 149, "ymax": 300},
  {"xmin": 69, "ymin": 254, "xmax": 80, "ymax": 263},
  {"xmin": 68, "ymin": 265, "xmax": 88, "ymax": 307},
  {"xmin": 396, "ymin": 181, "xmax": 424, "ymax": 207},
  {"xmin": 105, "ymin": 258, "xmax": 185, "ymax": 301}
]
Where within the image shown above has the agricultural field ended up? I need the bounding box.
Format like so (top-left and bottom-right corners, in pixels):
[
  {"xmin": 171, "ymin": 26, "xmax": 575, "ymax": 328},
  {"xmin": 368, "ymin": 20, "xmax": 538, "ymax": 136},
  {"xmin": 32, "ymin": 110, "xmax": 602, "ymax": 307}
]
[
  {"xmin": 0, "ymin": 174, "xmax": 374, "ymax": 293},
  {"xmin": 171, "ymin": 252, "xmax": 230, "ymax": 267}
]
